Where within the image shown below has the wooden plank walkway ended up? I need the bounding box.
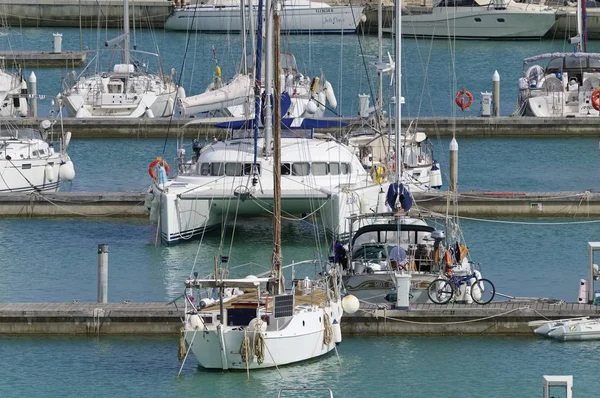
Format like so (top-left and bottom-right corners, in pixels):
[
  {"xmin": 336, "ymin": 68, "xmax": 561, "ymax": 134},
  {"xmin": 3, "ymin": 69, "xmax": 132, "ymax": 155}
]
[{"xmin": 1, "ymin": 300, "xmax": 599, "ymax": 336}]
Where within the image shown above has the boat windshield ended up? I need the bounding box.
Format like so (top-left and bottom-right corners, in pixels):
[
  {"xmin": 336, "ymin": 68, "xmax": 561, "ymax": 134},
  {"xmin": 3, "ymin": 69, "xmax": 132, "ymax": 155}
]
[
  {"xmin": 435, "ymin": 0, "xmax": 481, "ymax": 7},
  {"xmin": 0, "ymin": 127, "xmax": 44, "ymax": 140},
  {"xmin": 545, "ymin": 55, "xmax": 600, "ymax": 74}
]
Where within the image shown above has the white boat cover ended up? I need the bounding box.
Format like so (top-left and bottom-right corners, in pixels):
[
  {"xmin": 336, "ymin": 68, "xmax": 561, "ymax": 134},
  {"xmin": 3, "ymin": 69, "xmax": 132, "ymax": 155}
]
[
  {"xmin": 180, "ymin": 74, "xmax": 252, "ymax": 115},
  {"xmin": 523, "ymin": 52, "xmax": 600, "ymax": 65}
]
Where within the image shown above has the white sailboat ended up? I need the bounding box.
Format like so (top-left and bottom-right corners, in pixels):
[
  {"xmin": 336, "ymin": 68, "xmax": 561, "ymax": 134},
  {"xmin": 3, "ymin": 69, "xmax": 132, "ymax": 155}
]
[
  {"xmin": 60, "ymin": 0, "xmax": 183, "ymax": 118},
  {"xmin": 516, "ymin": 0, "xmax": 600, "ymax": 117},
  {"xmin": 178, "ymin": 1, "xmax": 350, "ymax": 370},
  {"xmin": 165, "ymin": 0, "xmax": 365, "ymax": 34},
  {"xmin": 0, "ymin": 119, "xmax": 75, "ymax": 193}
]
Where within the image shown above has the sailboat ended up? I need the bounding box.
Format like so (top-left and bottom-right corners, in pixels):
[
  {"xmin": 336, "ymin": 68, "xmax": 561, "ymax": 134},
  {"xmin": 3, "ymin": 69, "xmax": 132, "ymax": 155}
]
[
  {"xmin": 60, "ymin": 0, "xmax": 183, "ymax": 118},
  {"xmin": 338, "ymin": 0, "xmax": 482, "ymax": 307},
  {"xmin": 516, "ymin": 0, "xmax": 600, "ymax": 117},
  {"xmin": 178, "ymin": 0, "xmax": 348, "ymax": 370}
]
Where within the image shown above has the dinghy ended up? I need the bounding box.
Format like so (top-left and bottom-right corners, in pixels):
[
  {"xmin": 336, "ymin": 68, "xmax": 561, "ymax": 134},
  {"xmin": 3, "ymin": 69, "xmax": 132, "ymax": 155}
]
[
  {"xmin": 530, "ymin": 317, "xmax": 590, "ymax": 336},
  {"xmin": 548, "ymin": 319, "xmax": 600, "ymax": 341}
]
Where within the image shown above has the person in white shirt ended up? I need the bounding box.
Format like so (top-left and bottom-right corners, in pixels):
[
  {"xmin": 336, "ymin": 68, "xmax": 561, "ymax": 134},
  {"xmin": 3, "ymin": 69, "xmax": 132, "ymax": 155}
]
[{"xmin": 389, "ymin": 245, "xmax": 408, "ymax": 271}]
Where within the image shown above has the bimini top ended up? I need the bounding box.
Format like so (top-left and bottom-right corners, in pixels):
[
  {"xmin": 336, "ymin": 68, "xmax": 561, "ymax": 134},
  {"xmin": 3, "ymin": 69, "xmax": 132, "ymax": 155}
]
[{"xmin": 523, "ymin": 52, "xmax": 600, "ymax": 66}]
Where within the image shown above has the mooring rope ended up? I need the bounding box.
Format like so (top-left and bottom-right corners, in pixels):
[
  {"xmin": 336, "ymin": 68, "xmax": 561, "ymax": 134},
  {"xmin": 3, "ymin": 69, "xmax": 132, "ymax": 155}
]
[
  {"xmin": 178, "ymin": 327, "xmax": 186, "ymax": 361},
  {"xmin": 253, "ymin": 324, "xmax": 265, "ymax": 365},
  {"xmin": 323, "ymin": 312, "xmax": 333, "ymax": 345}
]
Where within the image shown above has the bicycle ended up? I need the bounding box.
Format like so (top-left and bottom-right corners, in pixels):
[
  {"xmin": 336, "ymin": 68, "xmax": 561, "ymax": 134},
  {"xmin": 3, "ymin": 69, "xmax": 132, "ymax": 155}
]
[{"xmin": 427, "ymin": 271, "xmax": 496, "ymax": 305}]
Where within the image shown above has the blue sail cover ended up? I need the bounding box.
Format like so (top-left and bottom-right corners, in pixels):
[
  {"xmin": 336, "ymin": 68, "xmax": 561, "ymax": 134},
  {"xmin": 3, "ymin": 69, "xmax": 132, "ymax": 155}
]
[
  {"xmin": 386, "ymin": 183, "xmax": 412, "ymax": 212},
  {"xmin": 215, "ymin": 114, "xmax": 348, "ymax": 130}
]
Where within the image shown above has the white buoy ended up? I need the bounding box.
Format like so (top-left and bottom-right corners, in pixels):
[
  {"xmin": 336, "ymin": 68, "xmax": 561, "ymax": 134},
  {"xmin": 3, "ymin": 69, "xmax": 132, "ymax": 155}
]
[
  {"xmin": 18, "ymin": 80, "xmax": 28, "ymax": 117},
  {"xmin": 449, "ymin": 138, "xmax": 458, "ymax": 192},
  {"xmin": 44, "ymin": 164, "xmax": 55, "ymax": 182},
  {"xmin": 492, "ymin": 70, "xmax": 500, "ymax": 117},
  {"xmin": 428, "ymin": 163, "xmax": 442, "ymax": 189},
  {"xmin": 28, "ymin": 72, "xmax": 37, "ymax": 118},
  {"xmin": 59, "ymin": 160, "xmax": 76, "ymax": 181},
  {"xmin": 341, "ymin": 294, "xmax": 360, "ymax": 314},
  {"xmin": 177, "ymin": 86, "xmax": 186, "ymax": 100}
]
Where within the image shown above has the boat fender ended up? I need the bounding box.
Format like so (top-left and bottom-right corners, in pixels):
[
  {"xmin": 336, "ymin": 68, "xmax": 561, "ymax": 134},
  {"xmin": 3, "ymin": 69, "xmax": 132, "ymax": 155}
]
[
  {"xmin": 305, "ymin": 99, "xmax": 318, "ymax": 114},
  {"xmin": 323, "ymin": 81, "xmax": 337, "ymax": 109},
  {"xmin": 44, "ymin": 164, "xmax": 55, "ymax": 182},
  {"xmin": 332, "ymin": 320, "xmax": 342, "ymax": 345},
  {"xmin": 58, "ymin": 160, "xmax": 76, "ymax": 181},
  {"xmin": 145, "ymin": 107, "xmax": 155, "ymax": 118},
  {"xmin": 62, "ymin": 131, "xmax": 72, "ymax": 152},
  {"xmin": 177, "ymin": 86, "xmax": 186, "ymax": 100},
  {"xmin": 149, "ymin": 193, "xmax": 160, "ymax": 223},
  {"xmin": 144, "ymin": 190, "xmax": 154, "ymax": 211},
  {"xmin": 341, "ymin": 294, "xmax": 360, "ymax": 314},
  {"xmin": 149, "ymin": 158, "xmax": 170, "ymax": 180}
]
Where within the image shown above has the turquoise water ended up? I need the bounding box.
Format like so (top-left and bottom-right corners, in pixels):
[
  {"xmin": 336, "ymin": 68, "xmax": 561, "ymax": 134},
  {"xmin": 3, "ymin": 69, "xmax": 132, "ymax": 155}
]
[{"xmin": 1, "ymin": 335, "xmax": 598, "ymax": 397}]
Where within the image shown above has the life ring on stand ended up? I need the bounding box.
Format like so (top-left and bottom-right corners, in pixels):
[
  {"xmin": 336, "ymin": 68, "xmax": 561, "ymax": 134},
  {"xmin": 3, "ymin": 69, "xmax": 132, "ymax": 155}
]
[
  {"xmin": 149, "ymin": 158, "xmax": 170, "ymax": 180},
  {"xmin": 591, "ymin": 88, "xmax": 600, "ymax": 111},
  {"xmin": 455, "ymin": 90, "xmax": 473, "ymax": 111}
]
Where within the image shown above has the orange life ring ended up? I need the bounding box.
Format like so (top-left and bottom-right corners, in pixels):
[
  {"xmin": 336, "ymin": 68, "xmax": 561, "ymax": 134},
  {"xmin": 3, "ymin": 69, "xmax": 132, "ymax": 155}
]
[
  {"xmin": 444, "ymin": 250, "xmax": 453, "ymax": 276},
  {"xmin": 455, "ymin": 90, "xmax": 473, "ymax": 111},
  {"xmin": 148, "ymin": 158, "xmax": 170, "ymax": 180},
  {"xmin": 591, "ymin": 88, "xmax": 600, "ymax": 111}
]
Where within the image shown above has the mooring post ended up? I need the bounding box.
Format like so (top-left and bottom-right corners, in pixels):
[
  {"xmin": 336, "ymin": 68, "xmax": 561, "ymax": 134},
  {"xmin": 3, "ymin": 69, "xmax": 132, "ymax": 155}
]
[
  {"xmin": 28, "ymin": 72, "xmax": 37, "ymax": 118},
  {"xmin": 449, "ymin": 138, "xmax": 458, "ymax": 192},
  {"xmin": 97, "ymin": 244, "xmax": 108, "ymax": 303},
  {"xmin": 492, "ymin": 70, "xmax": 500, "ymax": 117}
]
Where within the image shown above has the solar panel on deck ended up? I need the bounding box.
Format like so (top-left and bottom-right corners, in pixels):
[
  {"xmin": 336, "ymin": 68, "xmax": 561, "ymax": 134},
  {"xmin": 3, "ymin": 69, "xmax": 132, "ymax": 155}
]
[{"xmin": 273, "ymin": 294, "xmax": 294, "ymax": 318}]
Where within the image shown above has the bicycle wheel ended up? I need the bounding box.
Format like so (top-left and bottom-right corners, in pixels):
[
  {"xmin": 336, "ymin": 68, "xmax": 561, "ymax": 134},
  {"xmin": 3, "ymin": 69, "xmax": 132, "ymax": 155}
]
[
  {"xmin": 427, "ymin": 278, "xmax": 454, "ymax": 304},
  {"xmin": 470, "ymin": 278, "xmax": 496, "ymax": 305}
]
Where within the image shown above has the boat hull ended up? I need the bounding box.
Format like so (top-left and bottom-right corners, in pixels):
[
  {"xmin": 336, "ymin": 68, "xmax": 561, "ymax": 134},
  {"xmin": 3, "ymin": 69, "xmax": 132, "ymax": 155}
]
[
  {"xmin": 400, "ymin": 9, "xmax": 559, "ymax": 40},
  {"xmin": 0, "ymin": 156, "xmax": 69, "ymax": 193},
  {"xmin": 165, "ymin": 5, "xmax": 364, "ymax": 34}
]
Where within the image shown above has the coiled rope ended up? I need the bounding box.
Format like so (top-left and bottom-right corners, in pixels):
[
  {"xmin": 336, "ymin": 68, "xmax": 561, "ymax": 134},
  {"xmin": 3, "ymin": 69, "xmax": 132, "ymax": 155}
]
[
  {"xmin": 323, "ymin": 312, "xmax": 333, "ymax": 345},
  {"xmin": 253, "ymin": 323, "xmax": 265, "ymax": 365},
  {"xmin": 240, "ymin": 328, "xmax": 251, "ymax": 379},
  {"xmin": 178, "ymin": 327, "xmax": 186, "ymax": 361}
]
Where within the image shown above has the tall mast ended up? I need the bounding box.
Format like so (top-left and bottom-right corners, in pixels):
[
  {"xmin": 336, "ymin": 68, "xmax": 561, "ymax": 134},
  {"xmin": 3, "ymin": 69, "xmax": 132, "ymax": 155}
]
[
  {"xmin": 394, "ymin": 0, "xmax": 401, "ymax": 183},
  {"xmin": 270, "ymin": 0, "xmax": 282, "ymax": 295},
  {"xmin": 124, "ymin": 0, "xmax": 130, "ymax": 65},
  {"xmin": 376, "ymin": 0, "xmax": 383, "ymax": 130},
  {"xmin": 240, "ymin": 0, "xmax": 247, "ymax": 75},
  {"xmin": 252, "ymin": 0, "xmax": 264, "ymax": 180},
  {"xmin": 264, "ymin": 0, "xmax": 273, "ymax": 156}
]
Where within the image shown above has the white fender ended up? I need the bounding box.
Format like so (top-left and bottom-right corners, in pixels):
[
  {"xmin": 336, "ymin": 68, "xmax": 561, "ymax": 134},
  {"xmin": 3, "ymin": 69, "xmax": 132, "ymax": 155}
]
[
  {"xmin": 145, "ymin": 108, "xmax": 155, "ymax": 118},
  {"xmin": 177, "ymin": 86, "xmax": 186, "ymax": 100},
  {"xmin": 44, "ymin": 164, "xmax": 55, "ymax": 182},
  {"xmin": 58, "ymin": 160, "xmax": 75, "ymax": 181},
  {"xmin": 323, "ymin": 80, "xmax": 337, "ymax": 109},
  {"xmin": 75, "ymin": 106, "xmax": 87, "ymax": 118},
  {"xmin": 332, "ymin": 320, "xmax": 342, "ymax": 344}
]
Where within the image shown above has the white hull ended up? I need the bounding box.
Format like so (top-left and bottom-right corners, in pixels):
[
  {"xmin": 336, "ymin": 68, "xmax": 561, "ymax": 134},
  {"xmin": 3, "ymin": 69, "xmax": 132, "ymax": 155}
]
[
  {"xmin": 186, "ymin": 309, "xmax": 337, "ymax": 369},
  {"xmin": 0, "ymin": 157, "xmax": 67, "ymax": 193},
  {"xmin": 400, "ymin": 8, "xmax": 558, "ymax": 39},
  {"xmin": 165, "ymin": 4, "xmax": 364, "ymax": 34}
]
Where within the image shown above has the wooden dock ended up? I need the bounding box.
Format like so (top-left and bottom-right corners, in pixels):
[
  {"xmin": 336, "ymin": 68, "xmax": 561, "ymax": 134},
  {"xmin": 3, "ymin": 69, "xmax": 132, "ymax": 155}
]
[
  {"xmin": 0, "ymin": 300, "xmax": 597, "ymax": 336},
  {"xmin": 1, "ymin": 191, "xmax": 598, "ymax": 219},
  {"xmin": 7, "ymin": 116, "xmax": 600, "ymax": 138},
  {"xmin": 0, "ymin": 51, "xmax": 87, "ymax": 68}
]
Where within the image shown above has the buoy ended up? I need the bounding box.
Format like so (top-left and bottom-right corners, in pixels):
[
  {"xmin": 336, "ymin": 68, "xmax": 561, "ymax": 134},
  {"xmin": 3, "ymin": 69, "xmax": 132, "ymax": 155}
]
[
  {"xmin": 332, "ymin": 319, "xmax": 342, "ymax": 345},
  {"xmin": 341, "ymin": 294, "xmax": 360, "ymax": 314},
  {"xmin": 188, "ymin": 315, "xmax": 202, "ymax": 330},
  {"xmin": 428, "ymin": 163, "xmax": 442, "ymax": 189},
  {"xmin": 360, "ymin": 14, "xmax": 367, "ymax": 23},
  {"xmin": 58, "ymin": 160, "xmax": 76, "ymax": 181},
  {"xmin": 323, "ymin": 81, "xmax": 337, "ymax": 109},
  {"xmin": 44, "ymin": 164, "xmax": 55, "ymax": 182}
]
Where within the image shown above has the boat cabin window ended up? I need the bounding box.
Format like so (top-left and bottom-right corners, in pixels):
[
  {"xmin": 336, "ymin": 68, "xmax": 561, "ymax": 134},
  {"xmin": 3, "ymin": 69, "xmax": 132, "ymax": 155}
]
[
  {"xmin": 281, "ymin": 163, "xmax": 291, "ymax": 175},
  {"xmin": 496, "ymin": 18, "xmax": 505, "ymax": 23},
  {"xmin": 312, "ymin": 162, "xmax": 328, "ymax": 176},
  {"xmin": 292, "ymin": 162, "xmax": 310, "ymax": 176},
  {"xmin": 341, "ymin": 163, "xmax": 350, "ymax": 174},
  {"xmin": 210, "ymin": 163, "xmax": 225, "ymax": 176},
  {"xmin": 22, "ymin": 164, "xmax": 31, "ymax": 169},
  {"xmin": 590, "ymin": 58, "xmax": 600, "ymax": 70},
  {"xmin": 200, "ymin": 163, "xmax": 210, "ymax": 175},
  {"xmin": 546, "ymin": 57, "xmax": 564, "ymax": 74},
  {"xmin": 243, "ymin": 163, "xmax": 260, "ymax": 175},
  {"xmin": 330, "ymin": 163, "xmax": 340, "ymax": 175},
  {"xmin": 225, "ymin": 162, "xmax": 243, "ymax": 176},
  {"xmin": 107, "ymin": 81, "xmax": 124, "ymax": 94},
  {"xmin": 474, "ymin": 18, "xmax": 481, "ymax": 22}
]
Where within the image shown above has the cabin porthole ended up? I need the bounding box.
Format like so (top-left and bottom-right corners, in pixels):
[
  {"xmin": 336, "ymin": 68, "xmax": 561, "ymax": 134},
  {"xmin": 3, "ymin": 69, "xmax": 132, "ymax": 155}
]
[{"xmin": 302, "ymin": 320, "xmax": 305, "ymax": 327}]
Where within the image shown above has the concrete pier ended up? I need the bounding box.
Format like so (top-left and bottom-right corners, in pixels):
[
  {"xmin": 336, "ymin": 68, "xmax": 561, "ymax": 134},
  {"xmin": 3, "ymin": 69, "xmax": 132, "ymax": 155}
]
[
  {"xmin": 0, "ymin": 191, "xmax": 599, "ymax": 219},
  {"xmin": 0, "ymin": 51, "xmax": 87, "ymax": 68},
  {"xmin": 6, "ymin": 116, "xmax": 600, "ymax": 138},
  {"xmin": 0, "ymin": 300, "xmax": 597, "ymax": 335}
]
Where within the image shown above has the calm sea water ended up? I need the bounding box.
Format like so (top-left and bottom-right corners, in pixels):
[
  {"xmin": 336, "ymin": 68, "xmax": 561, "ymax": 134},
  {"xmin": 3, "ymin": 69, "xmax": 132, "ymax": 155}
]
[{"xmin": 1, "ymin": 25, "xmax": 600, "ymax": 397}]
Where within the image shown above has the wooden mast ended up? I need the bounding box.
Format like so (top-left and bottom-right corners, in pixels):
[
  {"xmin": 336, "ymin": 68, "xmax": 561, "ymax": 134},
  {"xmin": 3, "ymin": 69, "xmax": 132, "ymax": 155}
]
[{"xmin": 270, "ymin": 0, "xmax": 283, "ymax": 295}]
